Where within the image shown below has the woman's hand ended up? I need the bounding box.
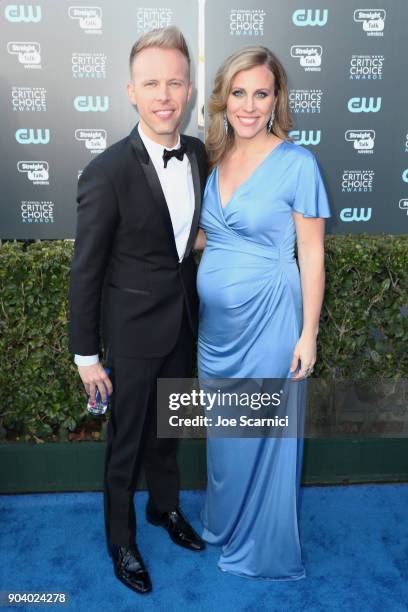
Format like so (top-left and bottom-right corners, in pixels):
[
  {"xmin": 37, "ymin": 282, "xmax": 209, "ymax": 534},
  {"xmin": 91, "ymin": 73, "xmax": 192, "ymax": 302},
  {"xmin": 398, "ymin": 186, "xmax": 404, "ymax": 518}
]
[{"xmin": 289, "ymin": 332, "xmax": 317, "ymax": 379}]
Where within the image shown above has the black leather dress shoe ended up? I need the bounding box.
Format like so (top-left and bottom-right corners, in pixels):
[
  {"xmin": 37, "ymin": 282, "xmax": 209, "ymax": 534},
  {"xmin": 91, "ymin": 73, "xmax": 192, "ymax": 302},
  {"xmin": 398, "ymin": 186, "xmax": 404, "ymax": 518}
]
[
  {"xmin": 146, "ymin": 506, "xmax": 205, "ymax": 551},
  {"xmin": 111, "ymin": 544, "xmax": 152, "ymax": 594}
]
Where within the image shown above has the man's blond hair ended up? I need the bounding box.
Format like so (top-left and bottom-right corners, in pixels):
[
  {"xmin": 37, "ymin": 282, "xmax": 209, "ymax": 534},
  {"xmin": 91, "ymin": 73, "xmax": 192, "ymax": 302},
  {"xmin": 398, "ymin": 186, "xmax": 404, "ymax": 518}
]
[{"xmin": 129, "ymin": 26, "xmax": 190, "ymax": 76}]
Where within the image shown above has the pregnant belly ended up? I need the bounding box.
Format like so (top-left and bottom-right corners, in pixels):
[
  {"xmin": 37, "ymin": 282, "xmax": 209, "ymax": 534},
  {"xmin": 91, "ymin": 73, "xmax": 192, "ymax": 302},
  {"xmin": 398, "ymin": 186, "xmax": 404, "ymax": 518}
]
[
  {"xmin": 197, "ymin": 246, "xmax": 283, "ymax": 310},
  {"xmin": 197, "ymin": 247, "xmax": 302, "ymax": 378}
]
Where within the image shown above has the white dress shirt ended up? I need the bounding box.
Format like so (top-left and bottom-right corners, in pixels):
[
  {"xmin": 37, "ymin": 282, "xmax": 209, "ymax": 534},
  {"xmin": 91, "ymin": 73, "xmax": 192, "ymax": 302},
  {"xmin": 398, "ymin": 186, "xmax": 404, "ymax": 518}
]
[{"xmin": 74, "ymin": 122, "xmax": 195, "ymax": 367}]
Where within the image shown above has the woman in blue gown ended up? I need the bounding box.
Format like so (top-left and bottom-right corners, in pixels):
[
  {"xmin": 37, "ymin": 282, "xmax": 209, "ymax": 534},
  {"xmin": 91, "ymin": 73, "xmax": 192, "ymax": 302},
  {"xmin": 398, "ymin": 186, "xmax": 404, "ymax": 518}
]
[{"xmin": 195, "ymin": 46, "xmax": 331, "ymax": 580}]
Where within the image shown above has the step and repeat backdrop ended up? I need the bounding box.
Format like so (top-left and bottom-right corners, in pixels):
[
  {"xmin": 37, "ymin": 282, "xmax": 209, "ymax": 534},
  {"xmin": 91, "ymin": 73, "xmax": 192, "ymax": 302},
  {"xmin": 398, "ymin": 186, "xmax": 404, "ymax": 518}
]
[{"xmin": 1, "ymin": 0, "xmax": 407, "ymax": 237}]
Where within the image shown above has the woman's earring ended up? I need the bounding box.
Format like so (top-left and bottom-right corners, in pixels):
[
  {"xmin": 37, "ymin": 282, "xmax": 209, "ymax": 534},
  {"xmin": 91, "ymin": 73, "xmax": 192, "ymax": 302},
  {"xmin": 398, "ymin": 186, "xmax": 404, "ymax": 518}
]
[
  {"xmin": 267, "ymin": 109, "xmax": 275, "ymax": 133},
  {"xmin": 223, "ymin": 111, "xmax": 228, "ymax": 135}
]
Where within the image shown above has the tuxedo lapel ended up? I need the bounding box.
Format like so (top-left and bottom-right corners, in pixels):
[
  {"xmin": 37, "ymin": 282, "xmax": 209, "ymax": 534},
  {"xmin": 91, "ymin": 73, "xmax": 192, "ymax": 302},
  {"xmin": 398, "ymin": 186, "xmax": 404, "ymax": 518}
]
[
  {"xmin": 183, "ymin": 137, "xmax": 202, "ymax": 259},
  {"xmin": 130, "ymin": 125, "xmax": 179, "ymax": 261}
]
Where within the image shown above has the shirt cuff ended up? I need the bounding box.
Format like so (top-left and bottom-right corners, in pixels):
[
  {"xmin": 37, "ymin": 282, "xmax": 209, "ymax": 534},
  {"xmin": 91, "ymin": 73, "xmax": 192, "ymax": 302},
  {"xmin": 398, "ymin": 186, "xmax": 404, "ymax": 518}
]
[{"xmin": 74, "ymin": 354, "xmax": 99, "ymax": 366}]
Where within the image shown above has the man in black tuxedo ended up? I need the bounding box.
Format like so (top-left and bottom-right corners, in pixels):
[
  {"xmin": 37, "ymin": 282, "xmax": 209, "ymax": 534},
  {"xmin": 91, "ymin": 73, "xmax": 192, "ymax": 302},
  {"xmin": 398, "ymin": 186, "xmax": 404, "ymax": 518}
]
[{"xmin": 68, "ymin": 26, "xmax": 207, "ymax": 595}]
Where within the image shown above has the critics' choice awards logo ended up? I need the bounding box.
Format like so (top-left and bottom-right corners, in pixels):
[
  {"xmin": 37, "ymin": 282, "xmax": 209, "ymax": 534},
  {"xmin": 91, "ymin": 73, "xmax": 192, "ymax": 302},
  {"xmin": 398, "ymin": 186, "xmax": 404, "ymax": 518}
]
[
  {"xmin": 136, "ymin": 8, "xmax": 172, "ymax": 33},
  {"xmin": 353, "ymin": 9, "xmax": 386, "ymax": 36},
  {"xmin": 289, "ymin": 130, "xmax": 321, "ymax": 146},
  {"xmin": 349, "ymin": 55, "xmax": 384, "ymax": 80},
  {"xmin": 17, "ymin": 161, "xmax": 49, "ymax": 185},
  {"xmin": 291, "ymin": 46, "xmax": 322, "ymax": 71},
  {"xmin": 230, "ymin": 9, "xmax": 265, "ymax": 36},
  {"xmin": 68, "ymin": 6, "xmax": 102, "ymax": 34},
  {"xmin": 74, "ymin": 95, "xmax": 109, "ymax": 112},
  {"xmin": 289, "ymin": 90, "xmax": 323, "ymax": 113},
  {"xmin": 7, "ymin": 42, "xmax": 41, "ymax": 68},
  {"xmin": 348, "ymin": 97, "xmax": 382, "ymax": 113},
  {"xmin": 4, "ymin": 4, "xmax": 41, "ymax": 22},
  {"xmin": 292, "ymin": 9, "xmax": 328, "ymax": 27},
  {"xmin": 342, "ymin": 170, "xmax": 375, "ymax": 192},
  {"xmin": 340, "ymin": 207, "xmax": 372, "ymax": 222},
  {"xmin": 15, "ymin": 128, "xmax": 50, "ymax": 144},
  {"xmin": 12, "ymin": 87, "xmax": 46, "ymax": 111},
  {"xmin": 402, "ymin": 169, "xmax": 408, "ymax": 184},
  {"xmin": 20, "ymin": 200, "xmax": 54, "ymax": 223},
  {"xmin": 345, "ymin": 130, "xmax": 375, "ymax": 154},
  {"xmin": 72, "ymin": 53, "xmax": 106, "ymax": 79},
  {"xmin": 75, "ymin": 129, "xmax": 107, "ymax": 154}
]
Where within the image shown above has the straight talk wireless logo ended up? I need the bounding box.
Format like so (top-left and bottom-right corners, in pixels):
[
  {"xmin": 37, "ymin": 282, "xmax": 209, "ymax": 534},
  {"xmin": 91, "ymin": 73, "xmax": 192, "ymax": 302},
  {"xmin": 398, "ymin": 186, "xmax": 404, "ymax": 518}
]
[
  {"xmin": 17, "ymin": 161, "xmax": 49, "ymax": 185},
  {"xmin": 7, "ymin": 42, "xmax": 41, "ymax": 69},
  {"xmin": 345, "ymin": 130, "xmax": 375, "ymax": 154},
  {"xmin": 68, "ymin": 6, "xmax": 102, "ymax": 34},
  {"xmin": 353, "ymin": 9, "xmax": 386, "ymax": 37},
  {"xmin": 399, "ymin": 200, "xmax": 408, "ymax": 215},
  {"xmin": 290, "ymin": 45, "xmax": 322, "ymax": 71},
  {"xmin": 75, "ymin": 129, "xmax": 107, "ymax": 154}
]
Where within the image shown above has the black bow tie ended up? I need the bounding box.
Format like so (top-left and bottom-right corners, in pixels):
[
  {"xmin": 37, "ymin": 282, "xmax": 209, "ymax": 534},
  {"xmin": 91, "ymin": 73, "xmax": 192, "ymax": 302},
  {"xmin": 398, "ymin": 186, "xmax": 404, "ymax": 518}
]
[{"xmin": 162, "ymin": 144, "xmax": 186, "ymax": 168}]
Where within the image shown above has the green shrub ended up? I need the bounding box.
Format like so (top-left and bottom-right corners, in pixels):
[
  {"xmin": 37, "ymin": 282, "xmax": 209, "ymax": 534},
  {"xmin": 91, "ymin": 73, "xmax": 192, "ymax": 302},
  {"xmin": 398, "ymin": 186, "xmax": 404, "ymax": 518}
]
[
  {"xmin": 0, "ymin": 241, "xmax": 85, "ymax": 442},
  {"xmin": 317, "ymin": 235, "xmax": 407, "ymax": 378},
  {"xmin": 0, "ymin": 236, "xmax": 407, "ymax": 442}
]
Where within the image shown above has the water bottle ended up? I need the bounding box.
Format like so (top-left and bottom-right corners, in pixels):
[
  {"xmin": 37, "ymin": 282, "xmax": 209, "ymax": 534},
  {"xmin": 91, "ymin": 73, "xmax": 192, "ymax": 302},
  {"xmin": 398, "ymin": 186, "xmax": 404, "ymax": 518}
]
[{"xmin": 87, "ymin": 367, "xmax": 111, "ymax": 415}]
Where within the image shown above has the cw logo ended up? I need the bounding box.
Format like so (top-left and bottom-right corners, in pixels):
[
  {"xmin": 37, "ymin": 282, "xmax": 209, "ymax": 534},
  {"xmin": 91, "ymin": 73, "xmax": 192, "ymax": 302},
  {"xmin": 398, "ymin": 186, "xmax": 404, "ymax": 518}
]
[
  {"xmin": 340, "ymin": 207, "xmax": 372, "ymax": 222},
  {"xmin": 402, "ymin": 169, "xmax": 408, "ymax": 183},
  {"xmin": 289, "ymin": 130, "xmax": 321, "ymax": 146},
  {"xmin": 15, "ymin": 128, "xmax": 50, "ymax": 144},
  {"xmin": 348, "ymin": 97, "xmax": 382, "ymax": 113},
  {"xmin": 4, "ymin": 4, "xmax": 41, "ymax": 22},
  {"xmin": 292, "ymin": 9, "xmax": 328, "ymax": 27},
  {"xmin": 74, "ymin": 95, "xmax": 109, "ymax": 112}
]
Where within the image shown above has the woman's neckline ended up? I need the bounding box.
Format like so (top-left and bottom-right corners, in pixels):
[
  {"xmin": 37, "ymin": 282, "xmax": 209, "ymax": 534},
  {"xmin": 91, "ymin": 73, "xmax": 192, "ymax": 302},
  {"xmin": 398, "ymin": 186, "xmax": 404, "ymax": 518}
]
[{"xmin": 217, "ymin": 139, "xmax": 286, "ymax": 210}]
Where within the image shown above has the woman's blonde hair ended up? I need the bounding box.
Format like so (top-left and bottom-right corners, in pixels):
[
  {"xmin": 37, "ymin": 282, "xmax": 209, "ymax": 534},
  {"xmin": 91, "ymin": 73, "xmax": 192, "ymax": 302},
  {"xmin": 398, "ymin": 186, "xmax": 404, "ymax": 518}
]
[{"xmin": 206, "ymin": 46, "xmax": 294, "ymax": 170}]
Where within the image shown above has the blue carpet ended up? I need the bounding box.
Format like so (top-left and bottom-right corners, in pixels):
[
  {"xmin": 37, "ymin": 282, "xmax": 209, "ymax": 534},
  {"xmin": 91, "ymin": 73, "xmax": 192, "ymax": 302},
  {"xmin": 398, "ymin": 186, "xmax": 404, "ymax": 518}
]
[{"xmin": 1, "ymin": 485, "xmax": 407, "ymax": 611}]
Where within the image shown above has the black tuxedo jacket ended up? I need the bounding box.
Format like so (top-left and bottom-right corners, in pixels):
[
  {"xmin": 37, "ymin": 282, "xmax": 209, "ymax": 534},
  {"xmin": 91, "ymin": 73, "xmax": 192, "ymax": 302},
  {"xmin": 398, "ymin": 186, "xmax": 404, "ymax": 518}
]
[{"xmin": 68, "ymin": 123, "xmax": 208, "ymax": 359}]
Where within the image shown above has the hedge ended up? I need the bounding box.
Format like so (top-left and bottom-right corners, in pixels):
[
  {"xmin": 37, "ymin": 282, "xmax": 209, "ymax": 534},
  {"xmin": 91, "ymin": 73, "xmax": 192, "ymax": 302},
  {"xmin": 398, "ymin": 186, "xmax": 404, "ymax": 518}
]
[{"xmin": 0, "ymin": 236, "xmax": 407, "ymax": 442}]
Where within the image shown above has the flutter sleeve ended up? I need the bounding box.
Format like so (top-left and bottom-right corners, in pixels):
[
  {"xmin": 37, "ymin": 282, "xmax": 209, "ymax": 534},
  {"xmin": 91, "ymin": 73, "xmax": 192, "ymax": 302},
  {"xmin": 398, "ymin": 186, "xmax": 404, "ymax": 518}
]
[{"xmin": 291, "ymin": 151, "xmax": 332, "ymax": 218}]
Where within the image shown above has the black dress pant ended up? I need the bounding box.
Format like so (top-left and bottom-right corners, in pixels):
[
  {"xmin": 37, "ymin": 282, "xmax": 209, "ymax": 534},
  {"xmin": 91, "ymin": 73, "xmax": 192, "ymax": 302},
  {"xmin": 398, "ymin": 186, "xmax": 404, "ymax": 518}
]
[{"xmin": 103, "ymin": 306, "xmax": 194, "ymax": 547}]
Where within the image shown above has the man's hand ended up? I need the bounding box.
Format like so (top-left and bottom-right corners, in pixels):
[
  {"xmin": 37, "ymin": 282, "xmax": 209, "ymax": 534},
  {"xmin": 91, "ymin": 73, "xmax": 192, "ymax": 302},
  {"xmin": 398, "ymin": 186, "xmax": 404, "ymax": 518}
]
[{"xmin": 78, "ymin": 362, "xmax": 113, "ymax": 403}]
